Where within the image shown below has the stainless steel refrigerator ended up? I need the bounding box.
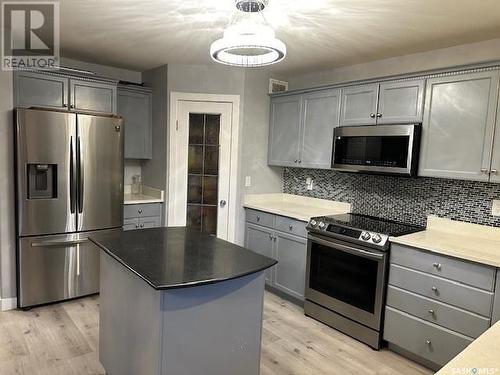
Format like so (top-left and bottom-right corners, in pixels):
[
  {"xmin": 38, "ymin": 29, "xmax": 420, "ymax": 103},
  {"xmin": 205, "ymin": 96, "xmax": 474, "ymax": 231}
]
[{"xmin": 15, "ymin": 108, "xmax": 124, "ymax": 308}]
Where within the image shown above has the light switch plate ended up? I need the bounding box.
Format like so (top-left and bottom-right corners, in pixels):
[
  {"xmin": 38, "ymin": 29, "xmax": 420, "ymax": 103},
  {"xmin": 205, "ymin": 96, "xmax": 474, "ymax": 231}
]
[
  {"xmin": 245, "ymin": 176, "xmax": 251, "ymax": 187},
  {"xmin": 492, "ymin": 200, "xmax": 500, "ymax": 216},
  {"xmin": 306, "ymin": 177, "xmax": 314, "ymax": 190}
]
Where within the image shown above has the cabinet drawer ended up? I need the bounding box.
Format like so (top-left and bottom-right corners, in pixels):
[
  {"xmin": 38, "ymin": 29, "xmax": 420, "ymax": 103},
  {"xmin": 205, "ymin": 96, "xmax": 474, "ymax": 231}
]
[
  {"xmin": 387, "ymin": 285, "xmax": 490, "ymax": 338},
  {"xmin": 389, "ymin": 264, "xmax": 493, "ymax": 317},
  {"xmin": 245, "ymin": 209, "xmax": 275, "ymax": 228},
  {"xmin": 391, "ymin": 243, "xmax": 495, "ymax": 291},
  {"xmin": 124, "ymin": 203, "xmax": 161, "ymax": 219},
  {"xmin": 123, "ymin": 218, "xmax": 139, "ymax": 231},
  {"xmin": 384, "ymin": 307, "xmax": 473, "ymax": 367},
  {"xmin": 275, "ymin": 216, "xmax": 307, "ymax": 238},
  {"xmin": 139, "ymin": 216, "xmax": 161, "ymax": 229}
]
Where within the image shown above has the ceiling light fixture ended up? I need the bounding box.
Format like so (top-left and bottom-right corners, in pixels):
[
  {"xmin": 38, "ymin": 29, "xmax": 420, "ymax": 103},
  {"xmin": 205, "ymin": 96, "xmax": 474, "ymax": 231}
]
[{"xmin": 210, "ymin": 0, "xmax": 286, "ymax": 67}]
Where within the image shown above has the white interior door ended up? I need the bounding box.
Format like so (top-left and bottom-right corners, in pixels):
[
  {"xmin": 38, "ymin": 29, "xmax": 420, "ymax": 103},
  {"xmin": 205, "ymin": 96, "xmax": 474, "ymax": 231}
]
[{"xmin": 169, "ymin": 100, "xmax": 233, "ymax": 240}]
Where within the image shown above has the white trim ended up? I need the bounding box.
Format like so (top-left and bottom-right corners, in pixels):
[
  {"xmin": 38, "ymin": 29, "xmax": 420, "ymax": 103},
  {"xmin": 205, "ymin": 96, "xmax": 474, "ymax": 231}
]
[
  {"xmin": 1, "ymin": 297, "xmax": 17, "ymax": 311},
  {"xmin": 167, "ymin": 92, "xmax": 241, "ymax": 243}
]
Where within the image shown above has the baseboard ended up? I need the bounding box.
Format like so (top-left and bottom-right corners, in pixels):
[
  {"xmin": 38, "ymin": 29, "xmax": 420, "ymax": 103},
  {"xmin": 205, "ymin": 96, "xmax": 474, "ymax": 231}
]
[{"xmin": 1, "ymin": 297, "xmax": 17, "ymax": 311}]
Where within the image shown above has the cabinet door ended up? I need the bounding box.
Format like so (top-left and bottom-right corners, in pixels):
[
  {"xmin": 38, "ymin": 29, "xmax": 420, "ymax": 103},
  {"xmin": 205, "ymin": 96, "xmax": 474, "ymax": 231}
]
[
  {"xmin": 490, "ymin": 101, "xmax": 500, "ymax": 183},
  {"xmin": 274, "ymin": 232, "xmax": 307, "ymax": 300},
  {"xmin": 299, "ymin": 89, "xmax": 340, "ymax": 169},
  {"xmin": 492, "ymin": 269, "xmax": 500, "ymax": 325},
  {"xmin": 70, "ymin": 78, "xmax": 117, "ymax": 114},
  {"xmin": 419, "ymin": 71, "xmax": 499, "ymax": 181},
  {"xmin": 339, "ymin": 84, "xmax": 379, "ymax": 126},
  {"xmin": 117, "ymin": 89, "xmax": 153, "ymax": 159},
  {"xmin": 245, "ymin": 223, "xmax": 275, "ymax": 284},
  {"xmin": 268, "ymin": 94, "xmax": 302, "ymax": 167},
  {"xmin": 14, "ymin": 71, "xmax": 68, "ymax": 109},
  {"xmin": 123, "ymin": 218, "xmax": 139, "ymax": 231},
  {"xmin": 139, "ymin": 216, "xmax": 161, "ymax": 229},
  {"xmin": 377, "ymin": 79, "xmax": 425, "ymax": 124}
]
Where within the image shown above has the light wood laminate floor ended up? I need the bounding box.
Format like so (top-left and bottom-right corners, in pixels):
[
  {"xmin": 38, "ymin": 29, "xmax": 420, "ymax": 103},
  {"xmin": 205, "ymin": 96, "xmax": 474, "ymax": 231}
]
[{"xmin": 0, "ymin": 292, "xmax": 433, "ymax": 375}]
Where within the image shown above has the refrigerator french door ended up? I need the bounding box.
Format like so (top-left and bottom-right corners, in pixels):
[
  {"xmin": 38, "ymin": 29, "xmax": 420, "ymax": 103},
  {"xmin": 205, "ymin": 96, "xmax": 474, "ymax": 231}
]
[{"xmin": 15, "ymin": 108, "xmax": 123, "ymax": 308}]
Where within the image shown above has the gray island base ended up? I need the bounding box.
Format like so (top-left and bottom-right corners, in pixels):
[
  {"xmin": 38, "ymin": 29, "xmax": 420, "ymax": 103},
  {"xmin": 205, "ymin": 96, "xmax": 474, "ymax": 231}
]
[{"xmin": 91, "ymin": 228, "xmax": 276, "ymax": 375}]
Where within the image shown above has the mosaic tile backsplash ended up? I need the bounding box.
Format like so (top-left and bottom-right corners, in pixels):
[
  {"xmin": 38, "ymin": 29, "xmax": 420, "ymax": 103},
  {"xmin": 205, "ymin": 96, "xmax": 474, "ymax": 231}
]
[{"xmin": 283, "ymin": 168, "xmax": 500, "ymax": 227}]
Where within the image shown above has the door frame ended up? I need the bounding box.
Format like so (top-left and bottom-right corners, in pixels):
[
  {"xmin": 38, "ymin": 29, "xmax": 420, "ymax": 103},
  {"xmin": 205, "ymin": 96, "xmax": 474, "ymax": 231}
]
[{"xmin": 167, "ymin": 92, "xmax": 241, "ymax": 243}]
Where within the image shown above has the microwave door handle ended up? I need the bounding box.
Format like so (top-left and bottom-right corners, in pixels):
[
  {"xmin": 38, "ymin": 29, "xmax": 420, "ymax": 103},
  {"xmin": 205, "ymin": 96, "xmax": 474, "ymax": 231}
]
[
  {"xmin": 77, "ymin": 136, "xmax": 84, "ymax": 214},
  {"xmin": 308, "ymin": 234, "xmax": 384, "ymax": 261}
]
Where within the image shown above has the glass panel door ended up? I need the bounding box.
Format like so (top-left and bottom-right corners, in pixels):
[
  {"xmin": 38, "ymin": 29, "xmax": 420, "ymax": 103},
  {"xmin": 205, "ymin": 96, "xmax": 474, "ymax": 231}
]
[{"xmin": 186, "ymin": 113, "xmax": 220, "ymax": 235}]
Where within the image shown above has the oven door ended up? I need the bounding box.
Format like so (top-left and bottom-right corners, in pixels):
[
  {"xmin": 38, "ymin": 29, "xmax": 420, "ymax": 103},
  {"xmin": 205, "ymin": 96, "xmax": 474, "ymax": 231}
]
[
  {"xmin": 305, "ymin": 234, "xmax": 388, "ymax": 330},
  {"xmin": 332, "ymin": 124, "xmax": 420, "ymax": 176}
]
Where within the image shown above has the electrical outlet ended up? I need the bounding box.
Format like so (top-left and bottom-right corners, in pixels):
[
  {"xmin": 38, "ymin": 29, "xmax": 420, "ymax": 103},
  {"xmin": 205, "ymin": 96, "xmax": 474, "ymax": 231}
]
[
  {"xmin": 492, "ymin": 200, "xmax": 500, "ymax": 216},
  {"xmin": 306, "ymin": 177, "xmax": 314, "ymax": 191},
  {"xmin": 245, "ymin": 176, "xmax": 252, "ymax": 187}
]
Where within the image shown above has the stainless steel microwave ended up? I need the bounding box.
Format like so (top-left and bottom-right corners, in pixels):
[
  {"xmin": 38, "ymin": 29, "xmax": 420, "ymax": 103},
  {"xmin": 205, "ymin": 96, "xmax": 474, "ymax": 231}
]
[{"xmin": 332, "ymin": 124, "xmax": 421, "ymax": 176}]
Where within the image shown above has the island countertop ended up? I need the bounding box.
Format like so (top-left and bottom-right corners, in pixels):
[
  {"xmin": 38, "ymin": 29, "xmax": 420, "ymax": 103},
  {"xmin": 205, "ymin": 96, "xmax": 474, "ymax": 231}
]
[{"xmin": 90, "ymin": 227, "xmax": 277, "ymax": 290}]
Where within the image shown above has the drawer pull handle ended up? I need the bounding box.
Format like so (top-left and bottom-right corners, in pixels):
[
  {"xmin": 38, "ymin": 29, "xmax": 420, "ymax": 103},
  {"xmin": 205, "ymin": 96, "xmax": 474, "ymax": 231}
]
[
  {"xmin": 256, "ymin": 216, "xmax": 260, "ymax": 222},
  {"xmin": 431, "ymin": 286, "xmax": 438, "ymax": 293},
  {"xmin": 428, "ymin": 309, "xmax": 435, "ymax": 315},
  {"xmin": 289, "ymin": 224, "xmax": 293, "ymax": 230},
  {"xmin": 432, "ymin": 262, "xmax": 442, "ymax": 270},
  {"xmin": 138, "ymin": 209, "xmax": 143, "ymax": 214},
  {"xmin": 426, "ymin": 340, "xmax": 431, "ymax": 345}
]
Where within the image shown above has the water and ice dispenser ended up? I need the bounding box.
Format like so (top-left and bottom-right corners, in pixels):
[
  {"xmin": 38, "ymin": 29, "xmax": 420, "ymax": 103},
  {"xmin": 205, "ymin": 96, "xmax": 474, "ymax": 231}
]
[{"xmin": 27, "ymin": 163, "xmax": 57, "ymax": 199}]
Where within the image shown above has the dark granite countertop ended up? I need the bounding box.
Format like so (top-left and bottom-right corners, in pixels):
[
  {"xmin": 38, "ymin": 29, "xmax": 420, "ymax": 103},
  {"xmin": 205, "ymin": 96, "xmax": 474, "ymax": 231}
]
[{"xmin": 89, "ymin": 227, "xmax": 277, "ymax": 290}]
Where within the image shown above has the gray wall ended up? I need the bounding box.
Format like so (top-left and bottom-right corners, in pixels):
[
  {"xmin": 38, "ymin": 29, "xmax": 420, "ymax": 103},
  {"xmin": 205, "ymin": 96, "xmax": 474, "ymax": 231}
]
[
  {"xmin": 0, "ymin": 70, "xmax": 16, "ymax": 300},
  {"xmin": 283, "ymin": 38, "xmax": 500, "ymax": 90},
  {"xmin": 141, "ymin": 65, "xmax": 168, "ymax": 191}
]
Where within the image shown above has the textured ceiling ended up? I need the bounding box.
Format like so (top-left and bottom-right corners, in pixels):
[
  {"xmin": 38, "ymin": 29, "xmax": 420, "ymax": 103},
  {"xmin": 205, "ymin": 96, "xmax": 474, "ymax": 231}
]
[{"xmin": 60, "ymin": 0, "xmax": 500, "ymax": 74}]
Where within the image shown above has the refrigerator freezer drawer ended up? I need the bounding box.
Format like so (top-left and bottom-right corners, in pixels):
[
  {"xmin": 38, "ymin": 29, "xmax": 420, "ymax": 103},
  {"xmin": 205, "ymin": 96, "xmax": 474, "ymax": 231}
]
[{"xmin": 17, "ymin": 229, "xmax": 120, "ymax": 308}]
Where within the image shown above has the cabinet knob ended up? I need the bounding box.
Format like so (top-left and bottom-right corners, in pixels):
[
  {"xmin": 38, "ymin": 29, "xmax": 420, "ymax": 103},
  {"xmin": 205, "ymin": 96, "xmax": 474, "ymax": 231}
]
[
  {"xmin": 431, "ymin": 286, "xmax": 438, "ymax": 293},
  {"xmin": 269, "ymin": 234, "xmax": 273, "ymax": 241},
  {"xmin": 70, "ymin": 104, "xmax": 75, "ymax": 109},
  {"xmin": 294, "ymin": 159, "xmax": 298, "ymax": 163},
  {"xmin": 135, "ymin": 225, "xmax": 139, "ymax": 229},
  {"xmin": 256, "ymin": 215, "xmax": 260, "ymax": 222},
  {"xmin": 370, "ymin": 113, "xmax": 376, "ymax": 118},
  {"xmin": 432, "ymin": 262, "xmax": 442, "ymax": 270},
  {"xmin": 481, "ymin": 168, "xmax": 488, "ymax": 174},
  {"xmin": 376, "ymin": 113, "xmax": 382, "ymax": 118},
  {"xmin": 63, "ymin": 103, "xmax": 68, "ymax": 108},
  {"xmin": 428, "ymin": 309, "xmax": 435, "ymax": 315},
  {"xmin": 298, "ymin": 160, "xmax": 302, "ymax": 164},
  {"xmin": 140, "ymin": 224, "xmax": 144, "ymax": 228},
  {"xmin": 138, "ymin": 209, "xmax": 143, "ymax": 214},
  {"xmin": 426, "ymin": 340, "xmax": 432, "ymax": 345},
  {"xmin": 492, "ymin": 169, "xmax": 498, "ymax": 175},
  {"xmin": 289, "ymin": 224, "xmax": 293, "ymax": 230}
]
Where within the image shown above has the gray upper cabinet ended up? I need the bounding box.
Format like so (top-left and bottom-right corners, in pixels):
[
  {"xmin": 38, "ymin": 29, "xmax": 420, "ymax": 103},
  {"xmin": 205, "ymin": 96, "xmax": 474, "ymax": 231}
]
[
  {"xmin": 419, "ymin": 70, "xmax": 500, "ymax": 181},
  {"xmin": 377, "ymin": 79, "xmax": 425, "ymax": 124},
  {"xmin": 300, "ymin": 89, "xmax": 341, "ymax": 169},
  {"xmin": 70, "ymin": 78, "xmax": 117, "ymax": 114},
  {"xmin": 268, "ymin": 94, "xmax": 302, "ymax": 167},
  {"xmin": 490, "ymin": 100, "xmax": 500, "ymax": 183},
  {"xmin": 117, "ymin": 87, "xmax": 153, "ymax": 159},
  {"xmin": 14, "ymin": 71, "xmax": 69, "ymax": 109},
  {"xmin": 339, "ymin": 84, "xmax": 379, "ymax": 126}
]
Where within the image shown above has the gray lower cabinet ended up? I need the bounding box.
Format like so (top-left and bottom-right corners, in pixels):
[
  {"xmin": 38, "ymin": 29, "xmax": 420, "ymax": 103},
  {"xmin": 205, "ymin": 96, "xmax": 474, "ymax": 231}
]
[
  {"xmin": 244, "ymin": 209, "xmax": 308, "ymax": 300},
  {"xmin": 268, "ymin": 94, "xmax": 302, "ymax": 167},
  {"xmin": 339, "ymin": 84, "xmax": 379, "ymax": 126},
  {"xmin": 493, "ymin": 269, "xmax": 500, "ymax": 324},
  {"xmin": 123, "ymin": 203, "xmax": 162, "ymax": 231},
  {"xmin": 419, "ymin": 70, "xmax": 500, "ymax": 181},
  {"xmin": 384, "ymin": 243, "xmax": 496, "ymax": 370},
  {"xmin": 245, "ymin": 223, "xmax": 274, "ymax": 283},
  {"xmin": 274, "ymin": 232, "xmax": 307, "ymax": 300},
  {"xmin": 14, "ymin": 71, "xmax": 69, "ymax": 109},
  {"xmin": 117, "ymin": 87, "xmax": 153, "ymax": 159},
  {"xmin": 70, "ymin": 78, "xmax": 117, "ymax": 113}
]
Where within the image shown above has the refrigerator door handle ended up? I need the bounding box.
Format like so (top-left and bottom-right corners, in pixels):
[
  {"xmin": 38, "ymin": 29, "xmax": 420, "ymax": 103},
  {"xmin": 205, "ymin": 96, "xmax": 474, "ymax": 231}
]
[
  {"xmin": 77, "ymin": 136, "xmax": 84, "ymax": 214},
  {"xmin": 31, "ymin": 239, "xmax": 88, "ymax": 247},
  {"xmin": 69, "ymin": 136, "xmax": 76, "ymax": 214}
]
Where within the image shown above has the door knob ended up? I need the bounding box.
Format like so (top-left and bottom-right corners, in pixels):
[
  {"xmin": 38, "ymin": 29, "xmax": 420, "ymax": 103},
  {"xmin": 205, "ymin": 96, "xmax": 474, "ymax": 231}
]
[{"xmin": 220, "ymin": 200, "xmax": 227, "ymax": 207}]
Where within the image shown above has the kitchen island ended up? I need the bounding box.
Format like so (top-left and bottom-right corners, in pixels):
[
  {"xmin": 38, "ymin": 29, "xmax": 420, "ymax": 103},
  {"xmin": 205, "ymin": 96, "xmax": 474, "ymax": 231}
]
[{"xmin": 90, "ymin": 227, "xmax": 276, "ymax": 375}]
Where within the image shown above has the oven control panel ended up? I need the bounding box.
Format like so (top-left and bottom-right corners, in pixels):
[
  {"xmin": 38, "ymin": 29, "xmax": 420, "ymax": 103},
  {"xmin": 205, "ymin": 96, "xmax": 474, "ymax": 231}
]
[{"xmin": 307, "ymin": 220, "xmax": 389, "ymax": 247}]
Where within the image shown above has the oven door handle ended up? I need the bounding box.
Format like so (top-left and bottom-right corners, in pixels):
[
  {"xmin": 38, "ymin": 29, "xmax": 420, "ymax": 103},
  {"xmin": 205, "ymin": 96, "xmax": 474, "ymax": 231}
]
[{"xmin": 308, "ymin": 234, "xmax": 385, "ymax": 261}]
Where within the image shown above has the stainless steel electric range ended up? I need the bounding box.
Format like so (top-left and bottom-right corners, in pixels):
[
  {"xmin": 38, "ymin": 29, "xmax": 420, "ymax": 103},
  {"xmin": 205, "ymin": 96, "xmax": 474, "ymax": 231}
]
[{"xmin": 304, "ymin": 213, "xmax": 424, "ymax": 349}]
